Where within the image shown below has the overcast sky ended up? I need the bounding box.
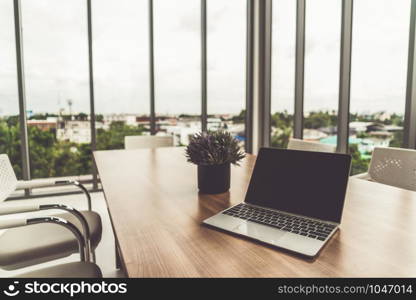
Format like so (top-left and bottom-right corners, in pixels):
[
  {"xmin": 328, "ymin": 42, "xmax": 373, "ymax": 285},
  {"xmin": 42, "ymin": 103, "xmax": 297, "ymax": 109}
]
[{"xmin": 0, "ymin": 0, "xmax": 412, "ymax": 116}]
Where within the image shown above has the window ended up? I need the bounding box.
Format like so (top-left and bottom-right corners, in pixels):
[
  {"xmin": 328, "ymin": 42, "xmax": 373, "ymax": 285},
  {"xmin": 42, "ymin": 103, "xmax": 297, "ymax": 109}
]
[
  {"xmin": 349, "ymin": 0, "xmax": 410, "ymax": 174},
  {"xmin": 21, "ymin": 0, "xmax": 91, "ymax": 178},
  {"xmin": 0, "ymin": 0, "xmax": 22, "ymax": 179},
  {"xmin": 154, "ymin": 0, "xmax": 200, "ymax": 146},
  {"xmin": 207, "ymin": 0, "xmax": 246, "ymax": 147},
  {"xmin": 271, "ymin": 0, "xmax": 296, "ymax": 149},
  {"xmin": 93, "ymin": 0, "xmax": 150, "ymax": 150},
  {"xmin": 303, "ymin": 0, "xmax": 341, "ymax": 146}
]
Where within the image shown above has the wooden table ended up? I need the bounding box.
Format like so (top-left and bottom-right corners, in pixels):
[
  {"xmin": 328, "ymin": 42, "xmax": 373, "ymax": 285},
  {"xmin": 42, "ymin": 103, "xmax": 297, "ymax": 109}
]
[{"xmin": 94, "ymin": 147, "xmax": 416, "ymax": 277}]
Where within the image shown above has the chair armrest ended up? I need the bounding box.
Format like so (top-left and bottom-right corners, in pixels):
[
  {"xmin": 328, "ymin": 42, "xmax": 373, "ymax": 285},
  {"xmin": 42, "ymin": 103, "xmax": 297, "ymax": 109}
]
[
  {"xmin": 16, "ymin": 180, "xmax": 92, "ymax": 211},
  {"xmin": 0, "ymin": 203, "xmax": 40, "ymax": 216},
  {"xmin": 0, "ymin": 217, "xmax": 87, "ymax": 262},
  {"xmin": 0, "ymin": 203, "xmax": 91, "ymax": 261},
  {"xmin": 16, "ymin": 179, "xmax": 57, "ymax": 190},
  {"xmin": 351, "ymin": 172, "xmax": 371, "ymax": 180},
  {"xmin": 0, "ymin": 218, "xmax": 27, "ymax": 229}
]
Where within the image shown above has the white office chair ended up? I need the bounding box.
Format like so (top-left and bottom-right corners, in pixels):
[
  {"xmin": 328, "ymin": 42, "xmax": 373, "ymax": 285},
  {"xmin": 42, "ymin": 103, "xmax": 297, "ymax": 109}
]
[
  {"xmin": 353, "ymin": 147, "xmax": 416, "ymax": 191},
  {"xmin": 0, "ymin": 216, "xmax": 101, "ymax": 278},
  {"xmin": 287, "ymin": 138, "xmax": 336, "ymax": 153},
  {"xmin": 0, "ymin": 154, "xmax": 102, "ymax": 270},
  {"xmin": 124, "ymin": 135, "xmax": 174, "ymax": 150}
]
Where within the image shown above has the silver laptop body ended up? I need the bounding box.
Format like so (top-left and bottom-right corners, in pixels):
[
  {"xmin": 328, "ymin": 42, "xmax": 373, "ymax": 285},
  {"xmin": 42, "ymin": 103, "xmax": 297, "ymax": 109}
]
[{"xmin": 203, "ymin": 147, "xmax": 351, "ymax": 258}]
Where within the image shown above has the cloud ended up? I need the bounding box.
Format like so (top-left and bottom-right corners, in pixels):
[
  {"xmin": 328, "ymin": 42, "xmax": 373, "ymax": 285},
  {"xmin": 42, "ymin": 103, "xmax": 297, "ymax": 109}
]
[{"xmin": 0, "ymin": 0, "xmax": 411, "ymax": 116}]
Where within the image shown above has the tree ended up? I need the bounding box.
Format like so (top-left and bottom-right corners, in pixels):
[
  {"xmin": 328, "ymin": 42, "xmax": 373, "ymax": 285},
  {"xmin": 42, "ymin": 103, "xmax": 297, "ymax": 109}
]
[
  {"xmin": 0, "ymin": 119, "xmax": 22, "ymax": 178},
  {"xmin": 97, "ymin": 122, "xmax": 145, "ymax": 150},
  {"xmin": 271, "ymin": 111, "xmax": 293, "ymax": 129},
  {"xmin": 28, "ymin": 113, "xmax": 58, "ymax": 120},
  {"xmin": 270, "ymin": 111, "xmax": 293, "ymax": 149},
  {"xmin": 389, "ymin": 131, "xmax": 403, "ymax": 148},
  {"xmin": 349, "ymin": 144, "xmax": 370, "ymax": 175},
  {"xmin": 231, "ymin": 110, "xmax": 246, "ymax": 124},
  {"xmin": 1, "ymin": 115, "xmax": 145, "ymax": 178},
  {"xmin": 271, "ymin": 127, "xmax": 292, "ymax": 149},
  {"xmin": 27, "ymin": 126, "xmax": 56, "ymax": 178},
  {"xmin": 95, "ymin": 114, "xmax": 104, "ymax": 122},
  {"xmin": 75, "ymin": 113, "xmax": 88, "ymax": 121},
  {"xmin": 304, "ymin": 111, "xmax": 337, "ymax": 129}
]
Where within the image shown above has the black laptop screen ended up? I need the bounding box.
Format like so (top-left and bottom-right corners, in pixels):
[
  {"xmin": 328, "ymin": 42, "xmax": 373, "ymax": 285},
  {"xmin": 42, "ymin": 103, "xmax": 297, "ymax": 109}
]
[{"xmin": 244, "ymin": 148, "xmax": 351, "ymax": 223}]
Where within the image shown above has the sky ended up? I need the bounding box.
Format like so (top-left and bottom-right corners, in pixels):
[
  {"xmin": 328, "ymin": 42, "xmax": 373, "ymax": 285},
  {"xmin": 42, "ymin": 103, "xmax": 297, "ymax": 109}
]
[{"xmin": 0, "ymin": 0, "xmax": 412, "ymax": 117}]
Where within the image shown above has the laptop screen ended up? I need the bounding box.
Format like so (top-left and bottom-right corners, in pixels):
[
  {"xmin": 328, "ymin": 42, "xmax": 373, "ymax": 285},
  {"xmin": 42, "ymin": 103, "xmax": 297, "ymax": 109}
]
[{"xmin": 245, "ymin": 148, "xmax": 351, "ymax": 223}]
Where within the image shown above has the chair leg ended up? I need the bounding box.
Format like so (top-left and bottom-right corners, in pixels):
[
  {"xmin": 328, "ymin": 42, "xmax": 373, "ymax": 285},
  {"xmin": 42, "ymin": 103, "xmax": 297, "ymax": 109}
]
[
  {"xmin": 92, "ymin": 250, "xmax": 96, "ymax": 263},
  {"xmin": 115, "ymin": 244, "xmax": 121, "ymax": 269}
]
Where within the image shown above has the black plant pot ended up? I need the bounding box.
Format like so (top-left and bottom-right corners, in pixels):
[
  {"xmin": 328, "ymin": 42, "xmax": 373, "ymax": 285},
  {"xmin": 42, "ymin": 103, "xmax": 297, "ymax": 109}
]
[{"xmin": 197, "ymin": 163, "xmax": 230, "ymax": 194}]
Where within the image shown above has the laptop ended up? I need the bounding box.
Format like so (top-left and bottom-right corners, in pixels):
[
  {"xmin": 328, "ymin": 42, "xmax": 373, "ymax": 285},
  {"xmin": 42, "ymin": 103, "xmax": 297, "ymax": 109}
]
[{"xmin": 203, "ymin": 147, "xmax": 352, "ymax": 257}]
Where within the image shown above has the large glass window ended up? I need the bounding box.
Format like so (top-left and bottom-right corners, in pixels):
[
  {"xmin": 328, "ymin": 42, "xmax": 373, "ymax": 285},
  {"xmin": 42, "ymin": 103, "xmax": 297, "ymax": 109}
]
[
  {"xmin": 154, "ymin": 0, "xmax": 200, "ymax": 146},
  {"xmin": 349, "ymin": 0, "xmax": 410, "ymax": 175},
  {"xmin": 303, "ymin": 0, "xmax": 341, "ymax": 146},
  {"xmin": 0, "ymin": 0, "xmax": 22, "ymax": 179},
  {"xmin": 93, "ymin": 0, "xmax": 150, "ymax": 150},
  {"xmin": 207, "ymin": 0, "xmax": 246, "ymax": 147},
  {"xmin": 21, "ymin": 0, "xmax": 91, "ymax": 178},
  {"xmin": 271, "ymin": 0, "xmax": 296, "ymax": 149}
]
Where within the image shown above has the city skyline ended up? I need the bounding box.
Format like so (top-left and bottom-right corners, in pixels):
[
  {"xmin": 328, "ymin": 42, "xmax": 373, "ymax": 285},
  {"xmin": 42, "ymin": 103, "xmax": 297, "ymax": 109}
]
[{"xmin": 0, "ymin": 0, "xmax": 411, "ymax": 117}]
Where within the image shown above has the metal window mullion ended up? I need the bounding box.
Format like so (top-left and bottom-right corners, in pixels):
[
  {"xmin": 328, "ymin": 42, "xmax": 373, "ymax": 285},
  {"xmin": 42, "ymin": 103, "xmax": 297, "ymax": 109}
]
[
  {"xmin": 404, "ymin": 0, "xmax": 416, "ymax": 149},
  {"xmin": 245, "ymin": 0, "xmax": 255, "ymax": 153},
  {"xmin": 293, "ymin": 0, "xmax": 305, "ymax": 139},
  {"xmin": 13, "ymin": 0, "xmax": 31, "ymax": 196},
  {"xmin": 201, "ymin": 0, "xmax": 207, "ymax": 132},
  {"xmin": 257, "ymin": 0, "xmax": 272, "ymax": 148},
  {"xmin": 87, "ymin": 0, "xmax": 98, "ymax": 189},
  {"xmin": 337, "ymin": 0, "xmax": 353, "ymax": 153},
  {"xmin": 149, "ymin": 0, "xmax": 156, "ymax": 135}
]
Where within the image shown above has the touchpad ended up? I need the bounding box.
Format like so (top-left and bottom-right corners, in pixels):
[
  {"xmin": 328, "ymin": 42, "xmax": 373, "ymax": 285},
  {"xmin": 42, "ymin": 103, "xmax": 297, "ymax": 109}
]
[{"xmin": 233, "ymin": 222, "xmax": 286, "ymax": 243}]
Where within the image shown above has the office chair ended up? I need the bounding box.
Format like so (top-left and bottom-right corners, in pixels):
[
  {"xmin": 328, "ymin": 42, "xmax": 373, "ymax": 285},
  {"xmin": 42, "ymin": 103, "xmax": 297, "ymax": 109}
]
[
  {"xmin": 0, "ymin": 154, "xmax": 102, "ymax": 271},
  {"xmin": 287, "ymin": 138, "xmax": 336, "ymax": 153},
  {"xmin": 353, "ymin": 147, "xmax": 416, "ymax": 191},
  {"xmin": 0, "ymin": 216, "xmax": 101, "ymax": 278},
  {"xmin": 124, "ymin": 135, "xmax": 174, "ymax": 150}
]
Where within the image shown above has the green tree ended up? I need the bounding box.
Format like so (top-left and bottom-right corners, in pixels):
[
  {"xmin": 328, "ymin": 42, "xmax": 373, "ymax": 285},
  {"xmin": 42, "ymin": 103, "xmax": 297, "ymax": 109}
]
[
  {"xmin": 389, "ymin": 131, "xmax": 403, "ymax": 148},
  {"xmin": 304, "ymin": 111, "xmax": 337, "ymax": 129},
  {"xmin": 349, "ymin": 144, "xmax": 370, "ymax": 175},
  {"xmin": 0, "ymin": 119, "xmax": 22, "ymax": 178},
  {"xmin": 231, "ymin": 110, "xmax": 246, "ymax": 124},
  {"xmin": 271, "ymin": 111, "xmax": 293, "ymax": 129},
  {"xmin": 95, "ymin": 114, "xmax": 104, "ymax": 122},
  {"xmin": 271, "ymin": 127, "xmax": 292, "ymax": 149},
  {"xmin": 2, "ymin": 116, "xmax": 147, "ymax": 179},
  {"xmin": 28, "ymin": 113, "xmax": 58, "ymax": 120},
  {"xmin": 27, "ymin": 126, "xmax": 56, "ymax": 178},
  {"xmin": 97, "ymin": 122, "xmax": 145, "ymax": 150},
  {"xmin": 270, "ymin": 111, "xmax": 293, "ymax": 149}
]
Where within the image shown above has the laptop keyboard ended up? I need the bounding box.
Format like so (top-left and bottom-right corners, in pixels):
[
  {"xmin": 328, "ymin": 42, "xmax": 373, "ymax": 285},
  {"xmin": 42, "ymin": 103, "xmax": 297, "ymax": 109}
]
[{"xmin": 222, "ymin": 203, "xmax": 336, "ymax": 241}]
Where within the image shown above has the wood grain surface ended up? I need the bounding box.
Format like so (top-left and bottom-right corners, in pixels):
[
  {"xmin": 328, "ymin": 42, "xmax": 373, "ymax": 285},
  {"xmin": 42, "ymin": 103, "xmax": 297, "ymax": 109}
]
[{"xmin": 94, "ymin": 147, "xmax": 416, "ymax": 277}]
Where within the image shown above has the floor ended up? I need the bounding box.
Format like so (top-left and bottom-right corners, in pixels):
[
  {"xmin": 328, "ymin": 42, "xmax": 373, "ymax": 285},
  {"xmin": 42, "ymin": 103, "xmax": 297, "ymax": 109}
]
[{"xmin": 0, "ymin": 191, "xmax": 125, "ymax": 278}]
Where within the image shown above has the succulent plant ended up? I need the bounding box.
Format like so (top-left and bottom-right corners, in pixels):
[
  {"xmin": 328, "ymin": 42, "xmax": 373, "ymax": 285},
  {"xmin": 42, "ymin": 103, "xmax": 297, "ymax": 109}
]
[{"xmin": 185, "ymin": 131, "xmax": 245, "ymax": 166}]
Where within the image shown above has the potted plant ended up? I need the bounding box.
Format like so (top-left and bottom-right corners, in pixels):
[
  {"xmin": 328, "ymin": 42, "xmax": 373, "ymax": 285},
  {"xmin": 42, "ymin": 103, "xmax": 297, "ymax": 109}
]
[{"xmin": 185, "ymin": 131, "xmax": 245, "ymax": 194}]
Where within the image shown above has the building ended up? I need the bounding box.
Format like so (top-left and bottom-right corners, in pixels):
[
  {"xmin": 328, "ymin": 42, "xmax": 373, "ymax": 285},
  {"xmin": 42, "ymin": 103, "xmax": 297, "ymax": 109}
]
[
  {"xmin": 349, "ymin": 121, "xmax": 373, "ymax": 133},
  {"xmin": 102, "ymin": 114, "xmax": 138, "ymax": 127},
  {"xmin": 27, "ymin": 117, "xmax": 57, "ymax": 132},
  {"xmin": 303, "ymin": 129, "xmax": 328, "ymax": 141},
  {"xmin": 57, "ymin": 120, "xmax": 93, "ymax": 144}
]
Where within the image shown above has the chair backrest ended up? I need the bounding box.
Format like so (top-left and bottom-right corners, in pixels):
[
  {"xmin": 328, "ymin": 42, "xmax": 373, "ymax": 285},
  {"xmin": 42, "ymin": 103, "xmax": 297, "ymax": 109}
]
[
  {"xmin": 124, "ymin": 135, "xmax": 174, "ymax": 150},
  {"xmin": 0, "ymin": 154, "xmax": 18, "ymax": 203},
  {"xmin": 368, "ymin": 147, "xmax": 416, "ymax": 191},
  {"xmin": 287, "ymin": 138, "xmax": 336, "ymax": 153}
]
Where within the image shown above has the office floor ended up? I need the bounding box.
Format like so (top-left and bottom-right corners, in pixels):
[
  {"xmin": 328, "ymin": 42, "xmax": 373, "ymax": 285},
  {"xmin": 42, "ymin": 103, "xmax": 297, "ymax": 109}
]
[{"xmin": 0, "ymin": 192, "xmax": 125, "ymax": 278}]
